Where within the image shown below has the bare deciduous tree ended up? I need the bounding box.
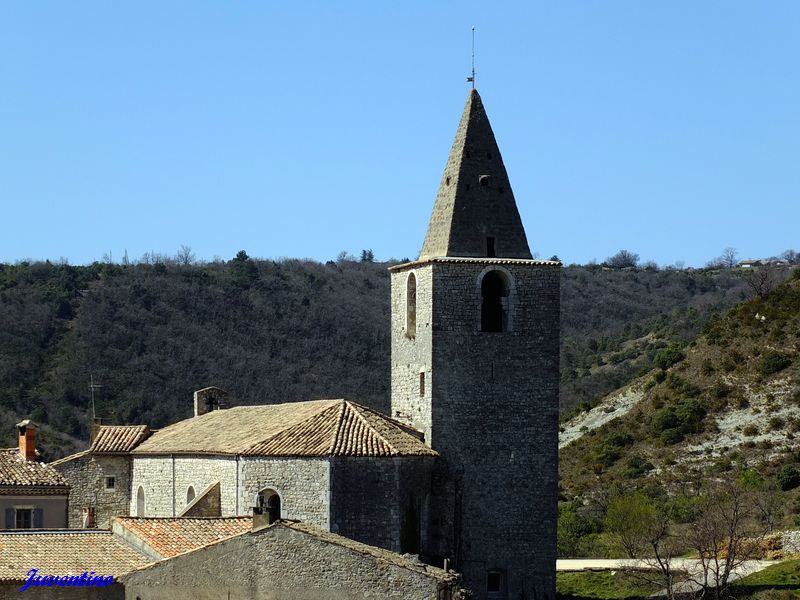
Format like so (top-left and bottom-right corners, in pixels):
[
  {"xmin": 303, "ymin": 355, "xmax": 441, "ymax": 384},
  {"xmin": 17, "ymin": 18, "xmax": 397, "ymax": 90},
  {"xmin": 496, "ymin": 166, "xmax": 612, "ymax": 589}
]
[
  {"xmin": 721, "ymin": 247, "xmax": 738, "ymax": 269},
  {"xmin": 686, "ymin": 481, "xmax": 773, "ymax": 600},
  {"xmin": 605, "ymin": 249, "xmax": 639, "ymax": 269},
  {"xmin": 175, "ymin": 244, "xmax": 196, "ymax": 266},
  {"xmin": 744, "ymin": 263, "xmax": 779, "ymax": 299}
]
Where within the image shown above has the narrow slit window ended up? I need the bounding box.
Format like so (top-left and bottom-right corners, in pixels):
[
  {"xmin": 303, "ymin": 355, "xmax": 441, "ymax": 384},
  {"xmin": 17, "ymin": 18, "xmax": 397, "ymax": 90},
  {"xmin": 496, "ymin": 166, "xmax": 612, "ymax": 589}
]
[
  {"xmin": 105, "ymin": 477, "xmax": 115, "ymax": 490},
  {"xmin": 136, "ymin": 486, "xmax": 145, "ymax": 517},
  {"xmin": 486, "ymin": 237, "xmax": 496, "ymax": 258},
  {"xmin": 419, "ymin": 372, "xmax": 425, "ymax": 397},
  {"xmin": 406, "ymin": 273, "xmax": 417, "ymax": 338}
]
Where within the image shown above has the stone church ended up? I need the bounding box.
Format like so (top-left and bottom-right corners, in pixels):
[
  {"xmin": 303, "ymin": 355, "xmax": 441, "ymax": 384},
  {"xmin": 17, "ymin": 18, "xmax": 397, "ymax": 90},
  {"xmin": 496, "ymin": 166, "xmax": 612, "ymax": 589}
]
[{"xmin": 54, "ymin": 89, "xmax": 560, "ymax": 600}]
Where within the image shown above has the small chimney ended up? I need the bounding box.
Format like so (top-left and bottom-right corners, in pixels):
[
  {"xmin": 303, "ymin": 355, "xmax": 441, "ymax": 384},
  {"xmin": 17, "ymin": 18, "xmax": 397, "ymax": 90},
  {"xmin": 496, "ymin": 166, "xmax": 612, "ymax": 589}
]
[
  {"xmin": 16, "ymin": 420, "xmax": 37, "ymax": 461},
  {"xmin": 193, "ymin": 386, "xmax": 230, "ymax": 417},
  {"xmin": 82, "ymin": 507, "xmax": 97, "ymax": 529},
  {"xmin": 90, "ymin": 418, "xmax": 102, "ymax": 444}
]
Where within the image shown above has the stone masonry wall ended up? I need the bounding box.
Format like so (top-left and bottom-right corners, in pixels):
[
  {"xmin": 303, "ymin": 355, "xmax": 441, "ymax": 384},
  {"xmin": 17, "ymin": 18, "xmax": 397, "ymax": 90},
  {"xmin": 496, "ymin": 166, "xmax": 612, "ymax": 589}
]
[
  {"xmin": 122, "ymin": 524, "xmax": 454, "ymax": 600},
  {"xmin": 130, "ymin": 456, "xmax": 237, "ymax": 517},
  {"xmin": 329, "ymin": 456, "xmax": 433, "ymax": 553},
  {"xmin": 130, "ymin": 455, "xmax": 330, "ymax": 522},
  {"xmin": 392, "ymin": 260, "xmax": 560, "ymax": 600},
  {"xmin": 390, "ymin": 265, "xmax": 434, "ymax": 444},
  {"xmin": 55, "ymin": 454, "xmax": 131, "ymax": 528},
  {"xmin": 238, "ymin": 457, "xmax": 329, "ymax": 527},
  {"xmin": 434, "ymin": 261, "xmax": 559, "ymax": 600}
]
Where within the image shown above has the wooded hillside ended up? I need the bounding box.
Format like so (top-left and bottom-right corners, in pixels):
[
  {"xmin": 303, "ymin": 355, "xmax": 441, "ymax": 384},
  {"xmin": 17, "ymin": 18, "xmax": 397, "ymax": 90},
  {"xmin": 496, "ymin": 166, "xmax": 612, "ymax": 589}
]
[{"xmin": 0, "ymin": 255, "xmax": 752, "ymax": 458}]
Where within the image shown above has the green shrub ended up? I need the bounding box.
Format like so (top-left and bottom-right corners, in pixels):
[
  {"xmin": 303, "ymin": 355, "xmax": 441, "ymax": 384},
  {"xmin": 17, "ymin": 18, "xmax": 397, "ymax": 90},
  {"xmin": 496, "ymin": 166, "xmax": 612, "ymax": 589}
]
[
  {"xmin": 711, "ymin": 381, "xmax": 731, "ymax": 399},
  {"xmin": 760, "ymin": 351, "xmax": 792, "ymax": 375},
  {"xmin": 660, "ymin": 428, "xmax": 684, "ymax": 445},
  {"xmin": 623, "ymin": 455, "xmax": 655, "ymax": 479},
  {"xmin": 769, "ymin": 416, "xmax": 785, "ymax": 431},
  {"xmin": 777, "ymin": 465, "xmax": 800, "ymax": 491},
  {"xmin": 557, "ymin": 502, "xmax": 602, "ymax": 557},
  {"xmin": 654, "ymin": 343, "xmax": 686, "ymax": 370},
  {"xmin": 743, "ymin": 424, "xmax": 759, "ymax": 436},
  {"xmin": 665, "ymin": 372, "xmax": 701, "ymax": 398}
]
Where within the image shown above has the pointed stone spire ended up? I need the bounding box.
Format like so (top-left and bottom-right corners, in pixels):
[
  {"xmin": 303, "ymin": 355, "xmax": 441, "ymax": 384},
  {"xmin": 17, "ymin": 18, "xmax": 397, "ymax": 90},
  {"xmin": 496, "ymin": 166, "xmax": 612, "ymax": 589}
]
[{"xmin": 419, "ymin": 89, "xmax": 532, "ymax": 260}]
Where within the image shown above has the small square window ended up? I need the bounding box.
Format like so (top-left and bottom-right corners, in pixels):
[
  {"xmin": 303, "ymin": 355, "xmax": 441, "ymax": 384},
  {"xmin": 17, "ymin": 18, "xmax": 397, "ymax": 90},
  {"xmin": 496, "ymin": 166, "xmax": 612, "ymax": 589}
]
[
  {"xmin": 15, "ymin": 508, "xmax": 32, "ymax": 529},
  {"xmin": 487, "ymin": 570, "xmax": 506, "ymax": 595},
  {"xmin": 105, "ymin": 477, "xmax": 116, "ymax": 490}
]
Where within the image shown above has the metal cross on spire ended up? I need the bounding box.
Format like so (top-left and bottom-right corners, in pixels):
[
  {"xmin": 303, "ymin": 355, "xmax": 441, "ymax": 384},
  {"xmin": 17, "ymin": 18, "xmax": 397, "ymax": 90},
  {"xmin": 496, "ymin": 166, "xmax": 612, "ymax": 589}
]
[{"xmin": 467, "ymin": 26, "xmax": 476, "ymax": 88}]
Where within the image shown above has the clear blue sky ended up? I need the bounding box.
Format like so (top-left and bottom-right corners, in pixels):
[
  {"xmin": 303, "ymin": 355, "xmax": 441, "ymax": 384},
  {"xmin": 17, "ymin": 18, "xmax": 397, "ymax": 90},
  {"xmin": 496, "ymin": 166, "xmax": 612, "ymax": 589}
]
[{"xmin": 1, "ymin": 2, "xmax": 798, "ymax": 267}]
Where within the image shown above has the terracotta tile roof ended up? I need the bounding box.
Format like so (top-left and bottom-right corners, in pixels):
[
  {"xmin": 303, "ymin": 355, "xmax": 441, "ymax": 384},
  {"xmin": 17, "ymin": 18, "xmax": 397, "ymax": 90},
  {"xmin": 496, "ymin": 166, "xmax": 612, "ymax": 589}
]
[
  {"xmin": 90, "ymin": 425, "xmax": 150, "ymax": 453},
  {"xmin": 0, "ymin": 449, "xmax": 68, "ymax": 492},
  {"xmin": 132, "ymin": 399, "xmax": 436, "ymax": 458},
  {"xmin": 0, "ymin": 531, "xmax": 150, "ymax": 581},
  {"xmin": 113, "ymin": 517, "xmax": 252, "ymax": 559}
]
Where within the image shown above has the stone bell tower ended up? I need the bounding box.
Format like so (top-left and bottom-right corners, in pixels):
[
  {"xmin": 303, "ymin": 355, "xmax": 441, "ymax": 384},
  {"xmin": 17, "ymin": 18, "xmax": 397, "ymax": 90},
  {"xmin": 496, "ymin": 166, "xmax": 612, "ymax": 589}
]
[{"xmin": 390, "ymin": 89, "xmax": 560, "ymax": 599}]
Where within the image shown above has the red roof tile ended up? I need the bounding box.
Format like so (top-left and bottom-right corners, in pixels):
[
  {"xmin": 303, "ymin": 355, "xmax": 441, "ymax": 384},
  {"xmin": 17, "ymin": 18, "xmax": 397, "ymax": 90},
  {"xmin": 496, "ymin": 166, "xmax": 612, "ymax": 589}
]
[
  {"xmin": 0, "ymin": 449, "xmax": 67, "ymax": 491},
  {"xmin": 0, "ymin": 531, "xmax": 150, "ymax": 581},
  {"xmin": 113, "ymin": 517, "xmax": 253, "ymax": 559},
  {"xmin": 90, "ymin": 425, "xmax": 150, "ymax": 453}
]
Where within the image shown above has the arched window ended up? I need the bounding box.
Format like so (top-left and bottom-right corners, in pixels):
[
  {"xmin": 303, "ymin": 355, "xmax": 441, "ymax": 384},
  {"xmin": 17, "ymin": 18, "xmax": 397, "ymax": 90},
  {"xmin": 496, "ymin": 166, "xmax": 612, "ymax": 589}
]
[
  {"xmin": 257, "ymin": 488, "xmax": 282, "ymax": 524},
  {"xmin": 136, "ymin": 486, "xmax": 145, "ymax": 517},
  {"xmin": 481, "ymin": 271, "xmax": 508, "ymax": 332},
  {"xmin": 406, "ymin": 273, "xmax": 417, "ymax": 338},
  {"xmin": 186, "ymin": 486, "xmax": 195, "ymax": 505}
]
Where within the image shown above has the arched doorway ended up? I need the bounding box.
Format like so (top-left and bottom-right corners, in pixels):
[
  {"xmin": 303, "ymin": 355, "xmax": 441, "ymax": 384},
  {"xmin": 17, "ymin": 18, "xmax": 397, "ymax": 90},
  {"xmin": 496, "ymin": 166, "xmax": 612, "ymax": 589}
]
[{"xmin": 256, "ymin": 488, "xmax": 281, "ymax": 524}]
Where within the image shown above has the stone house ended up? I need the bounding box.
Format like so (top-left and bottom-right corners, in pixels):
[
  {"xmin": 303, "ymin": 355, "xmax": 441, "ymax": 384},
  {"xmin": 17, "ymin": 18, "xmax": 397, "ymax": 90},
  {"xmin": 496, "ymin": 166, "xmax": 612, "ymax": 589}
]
[
  {"xmin": 120, "ymin": 518, "xmax": 459, "ymax": 600},
  {"xmin": 52, "ymin": 424, "xmax": 150, "ymax": 529},
  {"xmin": 0, "ymin": 515, "xmax": 454, "ymax": 599},
  {"xmin": 0, "ymin": 420, "xmax": 69, "ymax": 529}
]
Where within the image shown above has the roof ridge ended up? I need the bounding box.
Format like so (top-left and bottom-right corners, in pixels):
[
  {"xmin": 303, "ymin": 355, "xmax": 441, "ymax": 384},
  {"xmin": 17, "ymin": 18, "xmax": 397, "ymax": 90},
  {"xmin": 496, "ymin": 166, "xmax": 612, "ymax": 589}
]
[
  {"xmin": 242, "ymin": 399, "xmax": 340, "ymax": 455},
  {"xmin": 328, "ymin": 400, "xmax": 348, "ymax": 455},
  {"xmin": 344, "ymin": 401, "xmax": 398, "ymax": 455}
]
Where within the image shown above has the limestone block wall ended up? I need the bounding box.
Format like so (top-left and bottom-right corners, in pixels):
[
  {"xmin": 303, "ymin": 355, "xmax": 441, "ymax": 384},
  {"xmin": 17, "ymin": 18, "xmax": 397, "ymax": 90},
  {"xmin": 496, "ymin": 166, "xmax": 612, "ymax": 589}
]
[
  {"xmin": 130, "ymin": 455, "xmax": 237, "ymax": 517},
  {"xmin": 173, "ymin": 456, "xmax": 237, "ymax": 515},
  {"xmin": 391, "ymin": 259, "xmax": 560, "ymax": 599},
  {"xmin": 238, "ymin": 457, "xmax": 329, "ymax": 527},
  {"xmin": 427, "ymin": 261, "xmax": 560, "ymax": 600},
  {"xmin": 390, "ymin": 265, "xmax": 434, "ymax": 443},
  {"xmin": 329, "ymin": 456, "xmax": 434, "ymax": 553},
  {"xmin": 54, "ymin": 454, "xmax": 131, "ymax": 528},
  {"xmin": 122, "ymin": 524, "xmax": 456, "ymax": 600}
]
